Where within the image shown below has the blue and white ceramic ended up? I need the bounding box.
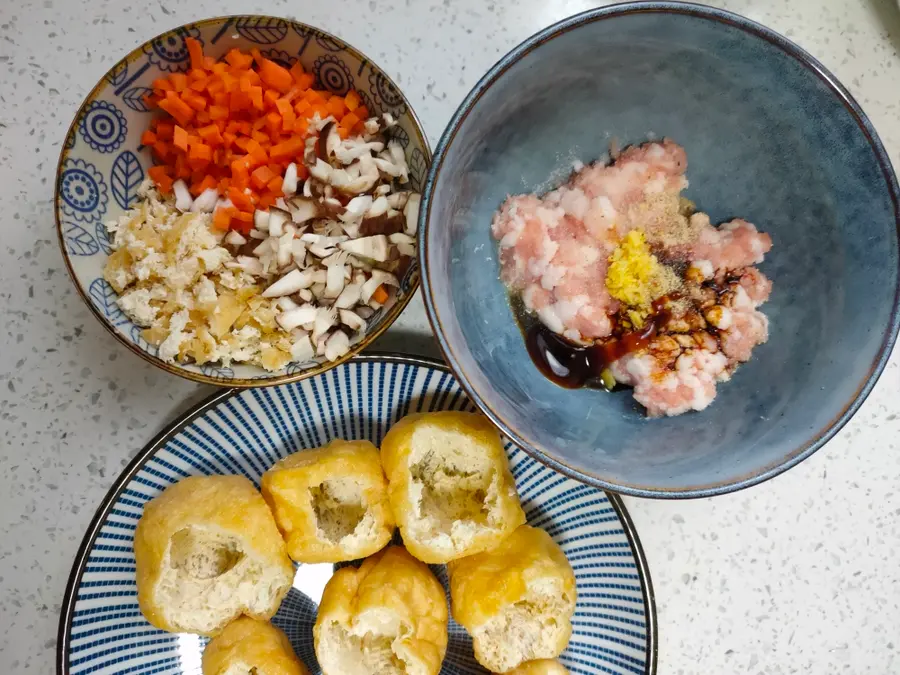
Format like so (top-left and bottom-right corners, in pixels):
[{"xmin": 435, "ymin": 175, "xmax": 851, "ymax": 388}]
[
  {"xmin": 56, "ymin": 16, "xmax": 430, "ymax": 386},
  {"xmin": 420, "ymin": 2, "xmax": 900, "ymax": 497},
  {"xmin": 58, "ymin": 355, "xmax": 656, "ymax": 675}
]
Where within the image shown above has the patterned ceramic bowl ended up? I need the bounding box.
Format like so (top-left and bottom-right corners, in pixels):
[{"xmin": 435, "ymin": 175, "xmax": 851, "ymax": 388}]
[
  {"xmin": 58, "ymin": 355, "xmax": 657, "ymax": 675},
  {"xmin": 420, "ymin": 3, "xmax": 900, "ymax": 497},
  {"xmin": 55, "ymin": 15, "xmax": 430, "ymax": 386}
]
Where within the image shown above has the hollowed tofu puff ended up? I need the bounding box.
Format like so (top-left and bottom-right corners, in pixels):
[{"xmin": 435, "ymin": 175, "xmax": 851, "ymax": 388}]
[
  {"xmin": 260, "ymin": 440, "xmax": 395, "ymax": 563},
  {"xmin": 380, "ymin": 411, "xmax": 526, "ymax": 564},
  {"xmin": 504, "ymin": 660, "xmax": 570, "ymax": 675},
  {"xmin": 448, "ymin": 525, "xmax": 577, "ymax": 673},
  {"xmin": 202, "ymin": 617, "xmax": 309, "ymax": 675},
  {"xmin": 314, "ymin": 546, "xmax": 448, "ymax": 675},
  {"xmin": 134, "ymin": 475, "xmax": 294, "ymax": 637}
]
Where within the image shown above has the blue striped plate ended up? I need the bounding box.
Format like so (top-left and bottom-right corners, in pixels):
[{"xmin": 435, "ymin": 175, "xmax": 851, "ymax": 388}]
[{"xmin": 58, "ymin": 355, "xmax": 657, "ymax": 675}]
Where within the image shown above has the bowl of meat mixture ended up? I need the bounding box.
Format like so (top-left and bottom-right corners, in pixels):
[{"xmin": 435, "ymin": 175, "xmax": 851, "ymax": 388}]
[{"xmin": 420, "ymin": 3, "xmax": 900, "ymax": 497}]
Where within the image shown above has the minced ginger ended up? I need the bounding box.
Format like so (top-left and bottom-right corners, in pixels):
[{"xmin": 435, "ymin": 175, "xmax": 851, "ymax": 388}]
[{"xmin": 605, "ymin": 230, "xmax": 680, "ymax": 328}]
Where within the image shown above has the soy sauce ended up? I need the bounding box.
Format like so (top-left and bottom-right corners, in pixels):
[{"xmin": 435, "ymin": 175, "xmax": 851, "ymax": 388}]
[{"xmin": 522, "ymin": 297, "xmax": 672, "ymax": 390}]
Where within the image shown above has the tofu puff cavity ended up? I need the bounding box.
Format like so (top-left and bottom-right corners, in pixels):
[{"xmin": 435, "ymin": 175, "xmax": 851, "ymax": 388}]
[
  {"xmin": 314, "ymin": 546, "xmax": 448, "ymax": 675},
  {"xmin": 261, "ymin": 439, "xmax": 395, "ymax": 563},
  {"xmin": 202, "ymin": 617, "xmax": 309, "ymax": 675},
  {"xmin": 380, "ymin": 411, "xmax": 526, "ymax": 564},
  {"xmin": 448, "ymin": 525, "xmax": 577, "ymax": 673},
  {"xmin": 134, "ymin": 475, "xmax": 294, "ymax": 636}
]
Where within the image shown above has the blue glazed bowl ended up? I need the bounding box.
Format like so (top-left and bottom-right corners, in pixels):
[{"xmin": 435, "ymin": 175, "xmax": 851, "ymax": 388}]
[
  {"xmin": 55, "ymin": 15, "xmax": 430, "ymax": 387},
  {"xmin": 420, "ymin": 2, "xmax": 900, "ymax": 498}
]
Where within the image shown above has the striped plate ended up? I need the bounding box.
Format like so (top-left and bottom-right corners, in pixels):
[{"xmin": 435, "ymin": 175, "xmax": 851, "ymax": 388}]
[{"xmin": 58, "ymin": 355, "xmax": 657, "ymax": 675}]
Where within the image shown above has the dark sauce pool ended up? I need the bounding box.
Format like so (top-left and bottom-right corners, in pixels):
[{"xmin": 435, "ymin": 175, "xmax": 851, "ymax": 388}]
[{"xmin": 517, "ymin": 296, "xmax": 672, "ymax": 390}]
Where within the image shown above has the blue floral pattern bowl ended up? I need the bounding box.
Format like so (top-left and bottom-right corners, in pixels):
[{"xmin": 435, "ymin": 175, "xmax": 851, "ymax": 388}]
[
  {"xmin": 55, "ymin": 16, "xmax": 430, "ymax": 386},
  {"xmin": 419, "ymin": 3, "xmax": 900, "ymax": 497}
]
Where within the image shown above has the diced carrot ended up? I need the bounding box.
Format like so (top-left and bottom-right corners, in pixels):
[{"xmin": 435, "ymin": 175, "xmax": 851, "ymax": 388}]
[
  {"xmin": 266, "ymin": 176, "xmax": 283, "ymax": 193},
  {"xmin": 294, "ymin": 99, "xmax": 311, "ymax": 115},
  {"xmin": 355, "ymin": 106, "xmax": 369, "ymax": 120},
  {"xmin": 186, "ymin": 37, "xmax": 205, "ymax": 71},
  {"xmin": 153, "ymin": 121, "xmax": 176, "ymax": 140},
  {"xmin": 250, "ymin": 165, "xmax": 277, "ymax": 190},
  {"xmin": 190, "ymin": 174, "xmax": 218, "ymax": 196},
  {"xmin": 212, "ymin": 207, "xmax": 233, "ymax": 231},
  {"xmin": 225, "ymin": 48, "xmax": 253, "ymax": 69},
  {"xmin": 203, "ymin": 56, "xmax": 217, "ymax": 69},
  {"xmin": 292, "ymin": 117, "xmax": 309, "ymax": 136},
  {"xmin": 206, "ymin": 78, "xmax": 225, "ymax": 96},
  {"xmin": 269, "ymin": 136, "xmax": 305, "ymax": 160},
  {"xmin": 195, "ymin": 110, "xmax": 211, "ymax": 124},
  {"xmin": 303, "ymin": 89, "xmax": 326, "ymax": 104},
  {"xmin": 197, "ymin": 124, "xmax": 223, "ymax": 145},
  {"xmin": 345, "ymin": 90, "xmax": 361, "ymax": 111},
  {"xmin": 258, "ymin": 193, "xmax": 276, "ymax": 209},
  {"xmin": 251, "ymin": 51, "xmax": 293, "ymax": 93},
  {"xmin": 152, "ymin": 78, "xmax": 174, "ymax": 92},
  {"xmin": 230, "ymin": 90, "xmax": 251, "ymax": 112},
  {"xmin": 182, "ymin": 90, "xmax": 207, "ymax": 112},
  {"xmin": 209, "ymin": 104, "xmax": 228, "ymax": 121},
  {"xmin": 211, "ymin": 62, "xmax": 229, "ymax": 76},
  {"xmin": 222, "ymin": 130, "xmax": 237, "ymax": 148},
  {"xmin": 189, "ymin": 143, "xmax": 212, "ymax": 162},
  {"xmin": 289, "ymin": 61, "xmax": 306, "ymax": 84},
  {"xmin": 372, "ymin": 285, "xmax": 389, "ymax": 304},
  {"xmin": 294, "ymin": 72, "xmax": 315, "ymax": 90},
  {"xmin": 263, "ymin": 89, "xmax": 280, "ymax": 110},
  {"xmin": 173, "ymin": 153, "xmax": 190, "ymax": 179},
  {"xmin": 231, "ymin": 158, "xmax": 251, "ymax": 190},
  {"xmin": 152, "ymin": 140, "xmax": 172, "ymax": 161},
  {"xmin": 340, "ymin": 112, "xmax": 360, "ymax": 130},
  {"xmin": 327, "ymin": 96, "xmax": 346, "ymax": 119},
  {"xmin": 228, "ymin": 186, "xmax": 254, "ymax": 211},
  {"xmin": 140, "ymin": 130, "xmax": 157, "ymax": 146},
  {"xmin": 251, "ymin": 130, "xmax": 270, "ymax": 145},
  {"xmin": 159, "ymin": 91, "xmax": 194, "ymax": 126},
  {"xmin": 173, "ymin": 125, "xmax": 189, "ymax": 152},
  {"xmin": 308, "ymin": 103, "xmax": 330, "ymax": 121},
  {"xmin": 265, "ymin": 112, "xmax": 282, "ymax": 136},
  {"xmin": 249, "ymin": 86, "xmax": 264, "ymax": 111},
  {"xmin": 148, "ymin": 165, "xmax": 170, "ymax": 183},
  {"xmin": 170, "ymin": 72, "xmax": 188, "ymax": 93},
  {"xmin": 337, "ymin": 125, "xmax": 351, "ymax": 140}
]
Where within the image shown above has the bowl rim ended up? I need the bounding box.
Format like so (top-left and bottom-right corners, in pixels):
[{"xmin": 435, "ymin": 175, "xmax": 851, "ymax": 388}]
[
  {"xmin": 54, "ymin": 352, "xmax": 659, "ymax": 675},
  {"xmin": 418, "ymin": 0, "xmax": 900, "ymax": 499},
  {"xmin": 55, "ymin": 14, "xmax": 432, "ymax": 388}
]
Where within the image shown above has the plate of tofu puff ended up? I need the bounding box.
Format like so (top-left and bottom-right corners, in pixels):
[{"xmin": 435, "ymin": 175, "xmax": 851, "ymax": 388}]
[{"xmin": 58, "ymin": 355, "xmax": 657, "ymax": 675}]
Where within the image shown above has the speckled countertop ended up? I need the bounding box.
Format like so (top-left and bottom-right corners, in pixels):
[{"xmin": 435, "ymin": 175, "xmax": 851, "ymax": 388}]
[{"xmin": 1, "ymin": 0, "xmax": 899, "ymax": 672}]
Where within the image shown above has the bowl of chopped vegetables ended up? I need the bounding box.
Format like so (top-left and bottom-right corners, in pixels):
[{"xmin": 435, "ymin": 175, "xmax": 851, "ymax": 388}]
[{"xmin": 56, "ymin": 15, "xmax": 429, "ymax": 385}]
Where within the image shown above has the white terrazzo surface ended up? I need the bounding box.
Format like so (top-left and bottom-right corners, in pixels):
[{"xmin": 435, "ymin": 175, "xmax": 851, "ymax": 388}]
[{"xmin": 2, "ymin": 0, "xmax": 900, "ymax": 672}]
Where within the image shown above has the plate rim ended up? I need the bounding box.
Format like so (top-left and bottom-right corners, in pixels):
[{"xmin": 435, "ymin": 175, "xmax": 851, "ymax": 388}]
[{"xmin": 56, "ymin": 352, "xmax": 658, "ymax": 675}]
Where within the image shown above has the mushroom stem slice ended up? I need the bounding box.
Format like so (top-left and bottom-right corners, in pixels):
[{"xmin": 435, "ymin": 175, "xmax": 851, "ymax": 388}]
[
  {"xmin": 324, "ymin": 331, "xmax": 351, "ymax": 361},
  {"xmin": 404, "ymin": 193, "xmax": 421, "ymax": 236},
  {"xmin": 290, "ymin": 335, "xmax": 315, "ymax": 362},
  {"xmin": 277, "ymin": 305, "xmax": 318, "ymax": 331},
  {"xmin": 262, "ymin": 269, "xmax": 315, "ymax": 298},
  {"xmin": 338, "ymin": 235, "xmax": 390, "ymax": 262}
]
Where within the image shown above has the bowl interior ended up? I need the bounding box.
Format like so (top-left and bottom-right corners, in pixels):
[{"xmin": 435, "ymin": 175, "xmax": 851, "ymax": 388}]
[
  {"xmin": 423, "ymin": 6, "xmax": 899, "ymax": 495},
  {"xmin": 57, "ymin": 16, "xmax": 429, "ymax": 385}
]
